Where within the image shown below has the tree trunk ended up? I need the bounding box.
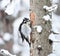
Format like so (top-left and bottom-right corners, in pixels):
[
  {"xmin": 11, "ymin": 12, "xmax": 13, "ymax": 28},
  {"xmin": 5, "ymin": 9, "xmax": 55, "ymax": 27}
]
[{"xmin": 30, "ymin": 0, "xmax": 52, "ymax": 56}]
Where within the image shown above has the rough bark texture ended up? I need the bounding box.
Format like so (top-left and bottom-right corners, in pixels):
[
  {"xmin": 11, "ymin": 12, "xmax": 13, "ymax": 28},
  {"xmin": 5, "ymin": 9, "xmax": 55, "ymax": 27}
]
[{"xmin": 30, "ymin": 0, "xmax": 52, "ymax": 56}]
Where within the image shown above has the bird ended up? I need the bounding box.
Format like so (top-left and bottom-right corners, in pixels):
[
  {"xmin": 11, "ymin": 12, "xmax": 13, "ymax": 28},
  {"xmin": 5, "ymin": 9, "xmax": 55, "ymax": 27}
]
[
  {"xmin": 0, "ymin": 49, "xmax": 16, "ymax": 56},
  {"xmin": 19, "ymin": 18, "xmax": 31, "ymax": 46}
]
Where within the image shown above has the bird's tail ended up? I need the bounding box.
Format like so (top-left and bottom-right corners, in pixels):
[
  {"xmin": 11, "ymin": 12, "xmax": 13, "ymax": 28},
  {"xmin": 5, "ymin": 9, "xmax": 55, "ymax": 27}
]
[
  {"xmin": 24, "ymin": 37, "xmax": 31, "ymax": 47},
  {"xmin": 21, "ymin": 33, "xmax": 31, "ymax": 47}
]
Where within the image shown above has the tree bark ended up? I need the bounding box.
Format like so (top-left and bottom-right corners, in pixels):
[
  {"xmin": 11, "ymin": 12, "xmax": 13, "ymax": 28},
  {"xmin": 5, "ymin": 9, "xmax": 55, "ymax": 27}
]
[{"xmin": 30, "ymin": 0, "xmax": 52, "ymax": 56}]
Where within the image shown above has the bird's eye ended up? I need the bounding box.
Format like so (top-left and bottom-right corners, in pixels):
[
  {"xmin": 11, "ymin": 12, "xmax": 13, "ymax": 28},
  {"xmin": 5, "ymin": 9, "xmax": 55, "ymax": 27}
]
[{"xmin": 24, "ymin": 21, "xmax": 27, "ymax": 23}]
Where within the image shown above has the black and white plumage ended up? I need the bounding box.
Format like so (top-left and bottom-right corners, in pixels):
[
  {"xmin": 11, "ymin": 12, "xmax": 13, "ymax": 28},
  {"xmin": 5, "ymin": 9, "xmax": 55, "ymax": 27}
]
[{"xmin": 19, "ymin": 18, "xmax": 31, "ymax": 46}]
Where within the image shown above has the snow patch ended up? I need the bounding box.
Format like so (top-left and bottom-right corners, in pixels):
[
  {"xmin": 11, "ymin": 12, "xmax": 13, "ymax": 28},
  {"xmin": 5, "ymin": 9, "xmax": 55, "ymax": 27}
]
[
  {"xmin": 33, "ymin": 25, "xmax": 42, "ymax": 33},
  {"xmin": 3, "ymin": 33, "xmax": 12, "ymax": 42}
]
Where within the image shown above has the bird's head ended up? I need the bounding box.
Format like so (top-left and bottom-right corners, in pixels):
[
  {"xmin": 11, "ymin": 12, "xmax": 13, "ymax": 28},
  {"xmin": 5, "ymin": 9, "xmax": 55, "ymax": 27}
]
[
  {"xmin": 23, "ymin": 18, "xmax": 30, "ymax": 25},
  {"xmin": 23, "ymin": 18, "xmax": 30, "ymax": 23}
]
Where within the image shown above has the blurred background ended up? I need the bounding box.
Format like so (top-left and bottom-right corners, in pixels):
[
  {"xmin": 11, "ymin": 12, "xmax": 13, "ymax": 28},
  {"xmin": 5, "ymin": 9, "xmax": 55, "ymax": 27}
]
[{"xmin": 0, "ymin": 0, "xmax": 30, "ymax": 56}]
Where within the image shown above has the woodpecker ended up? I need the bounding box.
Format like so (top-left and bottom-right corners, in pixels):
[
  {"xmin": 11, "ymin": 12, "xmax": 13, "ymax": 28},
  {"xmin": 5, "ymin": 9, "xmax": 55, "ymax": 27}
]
[{"xmin": 19, "ymin": 18, "xmax": 31, "ymax": 46}]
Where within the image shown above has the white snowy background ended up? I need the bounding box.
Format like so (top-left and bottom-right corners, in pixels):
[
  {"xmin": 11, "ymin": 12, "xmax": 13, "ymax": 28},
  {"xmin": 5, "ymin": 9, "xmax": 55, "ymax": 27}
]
[{"xmin": 0, "ymin": 0, "xmax": 30, "ymax": 56}]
